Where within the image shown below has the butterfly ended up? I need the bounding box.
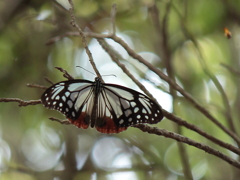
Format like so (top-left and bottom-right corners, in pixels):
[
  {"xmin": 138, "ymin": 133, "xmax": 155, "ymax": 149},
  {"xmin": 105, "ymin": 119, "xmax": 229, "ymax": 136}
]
[{"xmin": 41, "ymin": 77, "xmax": 164, "ymax": 133}]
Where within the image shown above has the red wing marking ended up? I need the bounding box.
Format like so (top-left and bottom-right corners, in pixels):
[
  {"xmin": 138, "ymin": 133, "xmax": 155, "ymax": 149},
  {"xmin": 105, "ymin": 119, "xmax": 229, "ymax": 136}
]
[
  {"xmin": 95, "ymin": 116, "xmax": 128, "ymax": 134},
  {"xmin": 68, "ymin": 112, "xmax": 89, "ymax": 129}
]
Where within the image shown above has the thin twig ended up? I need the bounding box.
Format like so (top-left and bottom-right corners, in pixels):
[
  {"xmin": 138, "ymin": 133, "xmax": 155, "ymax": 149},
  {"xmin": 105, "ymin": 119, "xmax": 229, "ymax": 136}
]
[
  {"xmin": 55, "ymin": 67, "xmax": 74, "ymax": 80},
  {"xmin": 68, "ymin": 0, "xmax": 103, "ymax": 82},
  {"xmin": 133, "ymin": 124, "xmax": 240, "ymax": 169},
  {"xmin": 164, "ymin": 110, "xmax": 240, "ymax": 155},
  {"xmin": 0, "ymin": 98, "xmax": 41, "ymax": 106},
  {"xmin": 49, "ymin": 117, "xmax": 71, "ymax": 125},
  {"xmin": 44, "ymin": 77, "xmax": 54, "ymax": 85},
  {"xmin": 26, "ymin": 83, "xmax": 47, "ymax": 89},
  {"xmin": 221, "ymin": 63, "xmax": 240, "ymax": 76},
  {"xmin": 111, "ymin": 3, "xmax": 117, "ymax": 34}
]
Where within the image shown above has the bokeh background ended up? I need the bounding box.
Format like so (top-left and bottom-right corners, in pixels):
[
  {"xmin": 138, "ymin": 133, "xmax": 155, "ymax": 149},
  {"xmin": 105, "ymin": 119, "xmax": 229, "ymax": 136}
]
[{"xmin": 0, "ymin": 0, "xmax": 240, "ymax": 179}]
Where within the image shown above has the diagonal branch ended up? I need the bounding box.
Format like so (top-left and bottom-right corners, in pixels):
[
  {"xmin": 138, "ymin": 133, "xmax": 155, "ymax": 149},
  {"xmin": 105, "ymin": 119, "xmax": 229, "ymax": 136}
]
[
  {"xmin": 68, "ymin": 0, "xmax": 103, "ymax": 82},
  {"xmin": 134, "ymin": 124, "xmax": 240, "ymax": 169}
]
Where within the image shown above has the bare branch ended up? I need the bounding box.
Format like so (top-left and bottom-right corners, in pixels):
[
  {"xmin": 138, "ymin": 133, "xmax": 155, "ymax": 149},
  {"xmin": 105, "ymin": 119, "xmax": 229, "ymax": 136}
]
[
  {"xmin": 55, "ymin": 67, "xmax": 74, "ymax": 80},
  {"xmin": 68, "ymin": 0, "xmax": 103, "ymax": 82},
  {"xmin": 44, "ymin": 77, "xmax": 54, "ymax": 85},
  {"xmin": 134, "ymin": 124, "xmax": 240, "ymax": 169},
  {"xmin": 0, "ymin": 98, "xmax": 41, "ymax": 106},
  {"xmin": 164, "ymin": 110, "xmax": 240, "ymax": 155},
  {"xmin": 49, "ymin": 117, "xmax": 71, "ymax": 125},
  {"xmin": 26, "ymin": 83, "xmax": 47, "ymax": 89}
]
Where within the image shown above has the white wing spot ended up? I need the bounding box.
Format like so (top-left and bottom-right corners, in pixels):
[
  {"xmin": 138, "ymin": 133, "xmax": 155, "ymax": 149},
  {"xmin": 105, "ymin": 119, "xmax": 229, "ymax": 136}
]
[
  {"xmin": 65, "ymin": 91, "xmax": 70, "ymax": 97},
  {"xmin": 128, "ymin": 118, "xmax": 132, "ymax": 122},
  {"xmin": 65, "ymin": 108, "xmax": 69, "ymax": 112},
  {"xmin": 145, "ymin": 115, "xmax": 149, "ymax": 119},
  {"xmin": 119, "ymin": 119, "xmax": 124, "ymax": 124},
  {"xmin": 59, "ymin": 103, "xmax": 63, "ymax": 107},
  {"xmin": 55, "ymin": 96, "xmax": 60, "ymax": 100},
  {"xmin": 134, "ymin": 107, "xmax": 139, "ymax": 113},
  {"xmin": 67, "ymin": 100, "xmax": 73, "ymax": 108},
  {"xmin": 45, "ymin": 97, "xmax": 49, "ymax": 101},
  {"xmin": 130, "ymin": 101, "xmax": 136, "ymax": 107},
  {"xmin": 53, "ymin": 101, "xmax": 57, "ymax": 105},
  {"xmin": 124, "ymin": 109, "xmax": 132, "ymax": 117},
  {"xmin": 142, "ymin": 109, "xmax": 147, "ymax": 114},
  {"xmin": 137, "ymin": 115, "xmax": 141, "ymax": 119},
  {"xmin": 72, "ymin": 111, "xmax": 75, "ymax": 117},
  {"xmin": 62, "ymin": 96, "xmax": 66, "ymax": 102},
  {"xmin": 45, "ymin": 94, "xmax": 48, "ymax": 97}
]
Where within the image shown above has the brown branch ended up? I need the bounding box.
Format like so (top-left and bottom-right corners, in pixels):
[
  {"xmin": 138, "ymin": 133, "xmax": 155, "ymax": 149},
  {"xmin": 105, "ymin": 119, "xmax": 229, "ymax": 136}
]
[
  {"xmin": 164, "ymin": 110, "xmax": 240, "ymax": 155},
  {"xmin": 0, "ymin": 98, "xmax": 41, "ymax": 106},
  {"xmin": 67, "ymin": 0, "xmax": 103, "ymax": 82},
  {"xmin": 46, "ymin": 31, "xmax": 111, "ymax": 45},
  {"xmin": 26, "ymin": 83, "xmax": 47, "ymax": 89},
  {"xmin": 55, "ymin": 67, "xmax": 74, "ymax": 80},
  {"xmin": 133, "ymin": 124, "xmax": 240, "ymax": 169},
  {"xmin": 49, "ymin": 117, "xmax": 71, "ymax": 125},
  {"xmin": 44, "ymin": 77, "xmax": 54, "ymax": 85}
]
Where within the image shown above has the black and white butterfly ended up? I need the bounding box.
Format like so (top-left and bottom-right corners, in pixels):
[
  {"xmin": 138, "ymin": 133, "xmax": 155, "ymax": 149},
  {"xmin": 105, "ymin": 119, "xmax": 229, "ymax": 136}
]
[{"xmin": 41, "ymin": 77, "xmax": 164, "ymax": 133}]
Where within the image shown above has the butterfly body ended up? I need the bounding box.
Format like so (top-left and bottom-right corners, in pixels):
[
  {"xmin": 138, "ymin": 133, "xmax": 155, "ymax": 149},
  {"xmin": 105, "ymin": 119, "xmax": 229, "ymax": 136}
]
[{"xmin": 41, "ymin": 78, "xmax": 163, "ymax": 133}]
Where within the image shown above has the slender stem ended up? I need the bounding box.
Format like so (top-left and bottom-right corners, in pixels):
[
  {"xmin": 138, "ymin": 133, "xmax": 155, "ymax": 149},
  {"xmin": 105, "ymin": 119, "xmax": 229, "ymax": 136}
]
[{"xmin": 68, "ymin": 0, "xmax": 103, "ymax": 82}]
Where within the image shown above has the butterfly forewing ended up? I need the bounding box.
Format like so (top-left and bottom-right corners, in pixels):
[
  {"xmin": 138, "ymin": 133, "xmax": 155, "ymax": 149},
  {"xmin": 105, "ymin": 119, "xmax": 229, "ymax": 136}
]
[{"xmin": 41, "ymin": 78, "xmax": 164, "ymax": 134}]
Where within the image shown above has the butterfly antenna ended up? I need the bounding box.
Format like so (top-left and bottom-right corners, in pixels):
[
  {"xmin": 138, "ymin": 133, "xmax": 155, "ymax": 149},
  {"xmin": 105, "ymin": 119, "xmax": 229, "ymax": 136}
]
[{"xmin": 76, "ymin": 66, "xmax": 96, "ymax": 76}]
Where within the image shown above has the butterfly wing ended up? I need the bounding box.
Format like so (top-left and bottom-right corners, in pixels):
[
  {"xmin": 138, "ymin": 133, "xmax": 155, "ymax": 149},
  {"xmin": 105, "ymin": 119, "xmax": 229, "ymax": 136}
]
[
  {"xmin": 41, "ymin": 79, "xmax": 164, "ymax": 134},
  {"xmin": 41, "ymin": 80, "xmax": 95, "ymax": 129},
  {"xmin": 94, "ymin": 83, "xmax": 164, "ymax": 133}
]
